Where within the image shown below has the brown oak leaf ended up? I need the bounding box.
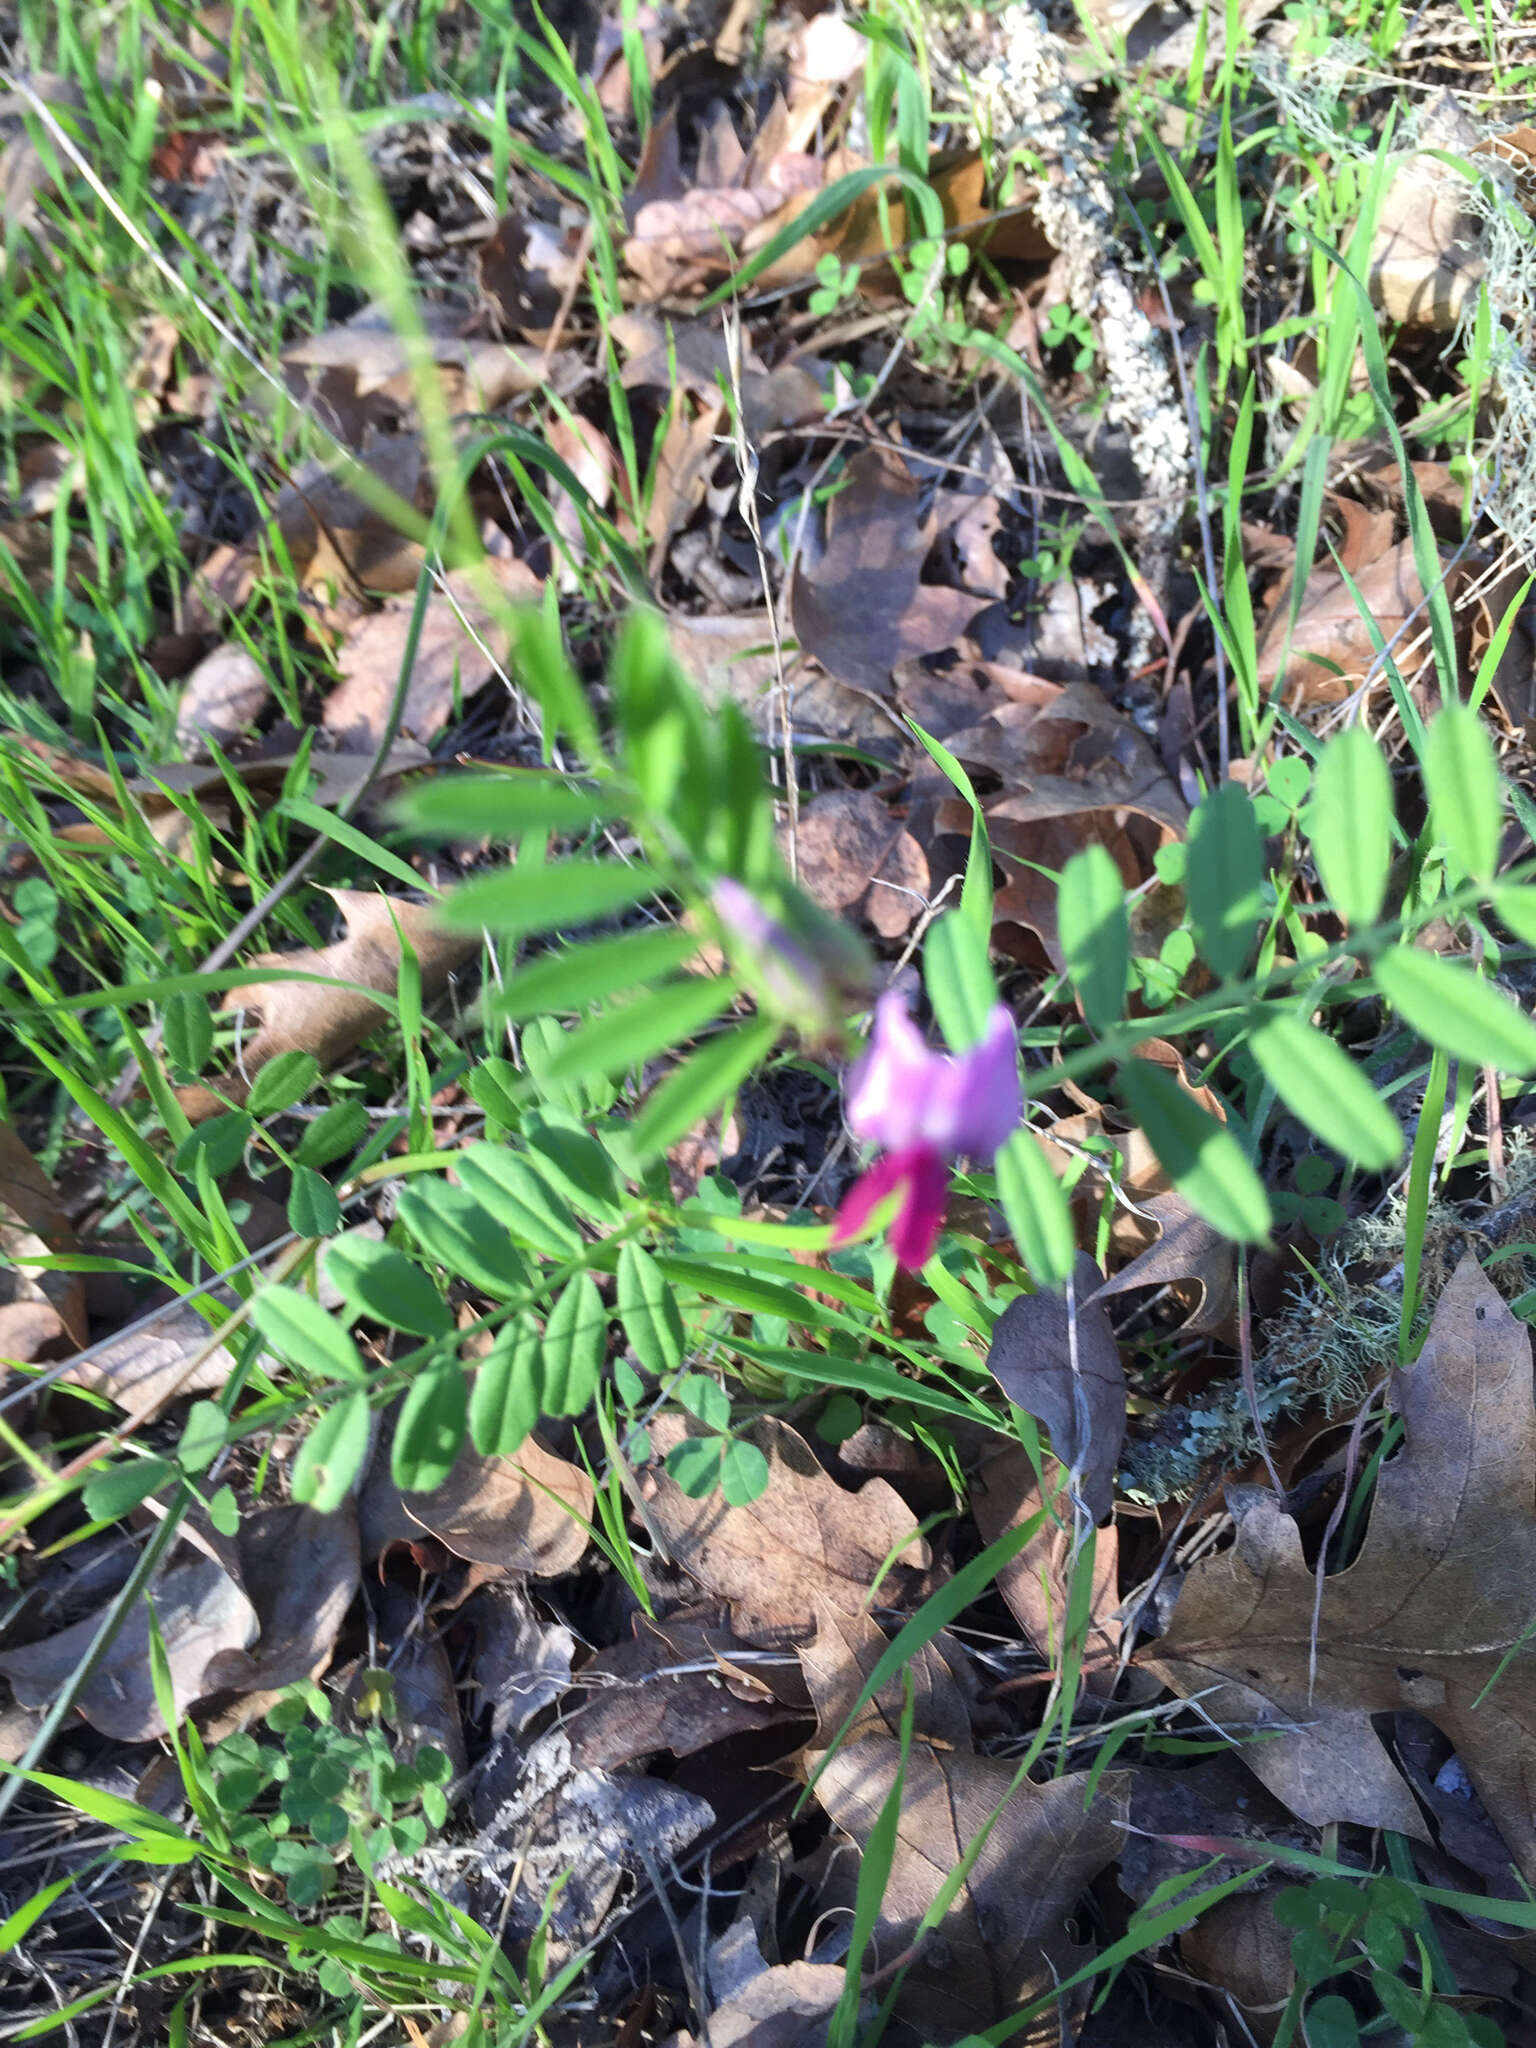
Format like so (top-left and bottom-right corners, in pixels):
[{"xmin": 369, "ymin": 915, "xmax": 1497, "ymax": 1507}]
[
  {"xmin": 1145, "ymin": 1255, "xmax": 1536, "ymax": 1877},
  {"xmin": 643, "ymin": 1416, "xmax": 928, "ymax": 1646}
]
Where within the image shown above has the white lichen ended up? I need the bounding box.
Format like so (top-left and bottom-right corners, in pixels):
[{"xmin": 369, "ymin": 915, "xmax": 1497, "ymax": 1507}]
[{"xmin": 959, "ymin": 6, "xmax": 1192, "ymax": 668}]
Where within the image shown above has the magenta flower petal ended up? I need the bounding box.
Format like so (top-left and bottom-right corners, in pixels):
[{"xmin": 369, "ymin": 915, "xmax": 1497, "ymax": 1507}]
[
  {"xmin": 885, "ymin": 1144, "xmax": 951, "ymax": 1272},
  {"xmin": 845, "ymin": 992, "xmax": 937, "ymax": 1152},
  {"xmin": 831, "ymin": 1143, "xmax": 951, "ymax": 1272},
  {"xmin": 942, "ymin": 1004, "xmax": 1023, "ymax": 1161},
  {"xmin": 830, "ymin": 1149, "xmax": 909, "ymax": 1246}
]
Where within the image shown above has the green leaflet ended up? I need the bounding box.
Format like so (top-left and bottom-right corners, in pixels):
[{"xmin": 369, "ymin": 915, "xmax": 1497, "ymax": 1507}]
[
  {"xmin": 1056, "ymin": 843, "xmax": 1130, "ymax": 1033},
  {"xmin": 442, "ymin": 859, "xmax": 666, "ymax": 939},
  {"xmin": 1118, "ymin": 1058, "xmax": 1271, "ymax": 1245},
  {"xmin": 453, "ymin": 1144, "xmax": 584, "ymax": 1257},
  {"xmin": 392, "ymin": 1361, "xmax": 469, "ymax": 1493},
  {"xmin": 1247, "ymin": 1010, "xmax": 1404, "ymax": 1169},
  {"xmin": 1186, "ymin": 783, "xmax": 1264, "ymax": 982},
  {"xmin": 291, "ymin": 1391, "xmax": 371, "ymax": 1514},
  {"xmin": 1423, "ymin": 702, "xmax": 1501, "ymax": 883},
  {"xmin": 616, "ymin": 1242, "xmax": 686, "ymax": 1377},
  {"xmin": 1309, "ymin": 726, "xmax": 1393, "ymax": 929},
  {"xmin": 994, "ymin": 1127, "xmax": 1076, "ymax": 1291},
  {"xmin": 1373, "ymin": 946, "xmax": 1536, "ymax": 1074},
  {"xmin": 539, "ymin": 1274, "xmax": 608, "ymax": 1416}
]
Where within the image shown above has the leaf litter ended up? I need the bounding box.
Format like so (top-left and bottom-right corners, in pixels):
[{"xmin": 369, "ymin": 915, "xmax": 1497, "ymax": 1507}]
[{"xmin": 11, "ymin": 2, "xmax": 1536, "ymax": 2043}]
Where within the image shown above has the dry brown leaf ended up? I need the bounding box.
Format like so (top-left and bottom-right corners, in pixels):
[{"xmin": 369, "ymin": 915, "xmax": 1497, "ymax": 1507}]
[
  {"xmin": 1254, "ymin": 537, "xmax": 1435, "ymax": 704},
  {"xmin": 646, "ymin": 396, "xmax": 726, "ymax": 551},
  {"xmin": 283, "ymin": 307, "xmax": 548, "ymax": 417},
  {"xmin": 798, "ymin": 1603, "xmax": 971, "ymax": 1752},
  {"xmin": 179, "ymin": 889, "xmax": 477, "ymax": 1122},
  {"xmin": 0, "ymin": 1124, "xmax": 85, "ymax": 1360},
  {"xmin": 1181, "ymin": 1891, "xmax": 1294, "ymax": 2034},
  {"xmin": 28, "ymin": 739, "xmax": 428, "ymax": 833},
  {"xmin": 60, "ymin": 1299, "xmax": 237, "ymax": 1423},
  {"xmin": 676, "ymin": 1959, "xmax": 846, "ymax": 2048},
  {"xmin": 190, "ymin": 434, "xmax": 428, "ymax": 622},
  {"xmin": 807, "ymin": 1727, "xmax": 1128, "ymax": 2041},
  {"xmin": 0, "ymin": 1554, "xmax": 257, "ymax": 1741},
  {"xmin": 1371, "ymin": 143, "xmax": 1484, "ymax": 330},
  {"xmin": 1087, "ymin": 1190, "xmax": 1237, "ymax": 1336},
  {"xmin": 563, "ymin": 1610, "xmax": 801, "ymax": 1770},
  {"xmin": 545, "ymin": 415, "xmax": 616, "ymax": 583},
  {"xmin": 921, "ymin": 675, "xmax": 1184, "ymax": 969},
  {"xmin": 951, "ymin": 677, "xmax": 1189, "ymax": 834},
  {"xmin": 321, "ymin": 563, "xmax": 537, "ymax": 750},
  {"xmin": 479, "ymin": 209, "xmax": 584, "ymax": 339},
  {"xmin": 791, "ymin": 446, "xmax": 989, "ymax": 696},
  {"xmin": 174, "ymin": 644, "xmax": 272, "ymax": 754},
  {"xmin": 625, "ymin": 184, "xmax": 785, "ymax": 297},
  {"xmin": 619, "ymin": 23, "xmax": 868, "ymax": 298},
  {"xmin": 1478, "ymin": 126, "xmax": 1536, "ymax": 216},
  {"xmin": 643, "ymin": 1415, "xmax": 928, "ymax": 1647},
  {"xmin": 819, "ymin": 149, "xmax": 1052, "ymax": 274},
  {"xmin": 1146, "ymin": 1255, "xmax": 1536, "ymax": 1869},
  {"xmin": 467, "ymin": 1581, "xmax": 574, "ymax": 1738},
  {"xmin": 786, "ymin": 788, "xmax": 930, "ymax": 938},
  {"xmin": 203, "ymin": 1502, "xmax": 359, "ymax": 1697},
  {"xmin": 458, "ymin": 1723, "xmax": 715, "ymax": 1955},
  {"xmin": 370, "ymin": 1584, "xmax": 467, "ymax": 1775},
  {"xmin": 613, "ymin": 311, "xmax": 826, "ymax": 435},
  {"xmin": 971, "ymin": 1448, "xmax": 1122, "ymax": 1695},
  {"xmin": 361, "ymin": 1430, "xmax": 592, "ymax": 1578},
  {"xmin": 983, "ymin": 1252, "xmax": 1126, "ymax": 1523},
  {"xmin": 669, "ymin": 610, "xmax": 784, "ymax": 717}
]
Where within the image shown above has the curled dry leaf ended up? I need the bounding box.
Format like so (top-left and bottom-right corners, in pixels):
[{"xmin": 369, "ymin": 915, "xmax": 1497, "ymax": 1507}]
[
  {"xmin": 669, "ymin": 610, "xmax": 784, "ymax": 720},
  {"xmin": 31, "ymin": 738, "xmax": 429, "ymax": 850},
  {"xmin": 179, "ymin": 889, "xmax": 478, "ymax": 1123},
  {"xmin": 174, "ymin": 644, "xmax": 271, "ymax": 753},
  {"xmin": 0, "ymin": 1124, "xmax": 86, "ymax": 1360},
  {"xmin": 643, "ymin": 1415, "xmax": 928, "ymax": 1647},
  {"xmin": 190, "ymin": 434, "xmax": 428, "ymax": 622},
  {"xmin": 370, "ymin": 1584, "xmax": 468, "ymax": 1776},
  {"xmin": 0, "ymin": 1553, "xmax": 257, "ymax": 1742},
  {"xmin": 970, "ymin": 1448, "xmax": 1122, "ymax": 1696},
  {"xmin": 1146, "ymin": 1256, "xmax": 1536, "ymax": 1872},
  {"xmin": 563, "ymin": 1610, "xmax": 802, "ymax": 1771},
  {"xmin": 806, "ymin": 1714, "xmax": 1128, "ymax": 2041},
  {"xmin": 466, "ymin": 1581, "xmax": 574, "ymax": 1740},
  {"xmin": 321, "ymin": 562, "xmax": 538, "ymax": 750},
  {"xmin": 668, "ymin": 1959, "xmax": 846, "ymax": 2048},
  {"xmin": 61, "ymin": 1298, "xmax": 238, "ymax": 1424},
  {"xmin": 452, "ymin": 1724, "xmax": 715, "ymax": 1955},
  {"xmin": 786, "ymin": 788, "xmax": 930, "ymax": 938},
  {"xmin": 1370, "ymin": 98, "xmax": 1485, "ymax": 330},
  {"xmin": 283, "ymin": 305, "xmax": 549, "ymax": 422},
  {"xmin": 612, "ymin": 310, "xmax": 827, "ymax": 435},
  {"xmin": 1087, "ymin": 1190, "xmax": 1237, "ymax": 1337},
  {"xmin": 1254, "ymin": 537, "xmax": 1438, "ymax": 704},
  {"xmin": 916, "ymin": 671, "xmax": 1185, "ymax": 970},
  {"xmin": 479, "ymin": 208, "xmax": 585, "ymax": 339},
  {"xmin": 791, "ymin": 446, "xmax": 990, "ymax": 696},
  {"xmin": 646, "ymin": 395, "xmax": 726, "ymax": 552},
  {"xmin": 983, "ymin": 1253, "xmax": 1126, "ymax": 1523},
  {"xmin": 798, "ymin": 1603, "xmax": 971, "ymax": 1752},
  {"xmin": 620, "ymin": 25, "xmax": 867, "ymax": 298},
  {"xmin": 361, "ymin": 1424, "xmax": 592, "ymax": 1579},
  {"xmin": 1180, "ymin": 1891, "xmax": 1295, "ymax": 2030},
  {"xmin": 61, "ymin": 1225, "xmax": 377, "ymax": 1423},
  {"xmin": 203, "ymin": 1502, "xmax": 360, "ymax": 1698},
  {"xmin": 545, "ymin": 415, "xmax": 616, "ymax": 583}
]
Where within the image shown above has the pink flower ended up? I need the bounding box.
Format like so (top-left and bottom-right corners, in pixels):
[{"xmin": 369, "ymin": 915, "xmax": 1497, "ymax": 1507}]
[{"xmin": 831, "ymin": 994, "xmax": 1021, "ymax": 1271}]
